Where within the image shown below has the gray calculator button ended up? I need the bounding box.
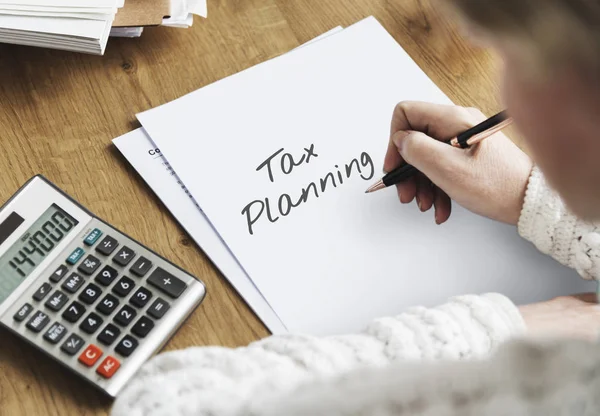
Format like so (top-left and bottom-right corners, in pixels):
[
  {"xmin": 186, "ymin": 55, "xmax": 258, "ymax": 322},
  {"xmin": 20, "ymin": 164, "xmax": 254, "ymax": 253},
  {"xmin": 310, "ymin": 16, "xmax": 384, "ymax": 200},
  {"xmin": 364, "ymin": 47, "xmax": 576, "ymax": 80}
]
[
  {"xmin": 80, "ymin": 312, "xmax": 103, "ymax": 334},
  {"xmin": 96, "ymin": 294, "xmax": 120, "ymax": 315},
  {"xmin": 130, "ymin": 257, "xmax": 152, "ymax": 277},
  {"xmin": 61, "ymin": 334, "xmax": 84, "ymax": 356},
  {"xmin": 147, "ymin": 268, "xmax": 187, "ymax": 298},
  {"xmin": 113, "ymin": 246, "xmax": 135, "ymax": 267},
  {"xmin": 44, "ymin": 322, "xmax": 67, "ymax": 344},
  {"xmin": 78, "ymin": 254, "xmax": 101, "ymax": 276},
  {"xmin": 147, "ymin": 298, "xmax": 170, "ymax": 319},
  {"xmin": 79, "ymin": 283, "xmax": 102, "ymax": 305},
  {"xmin": 44, "ymin": 290, "xmax": 69, "ymax": 312},
  {"xmin": 50, "ymin": 265, "xmax": 68, "ymax": 283},
  {"xmin": 95, "ymin": 265, "xmax": 118, "ymax": 286},
  {"xmin": 26, "ymin": 311, "xmax": 50, "ymax": 333},
  {"xmin": 33, "ymin": 283, "xmax": 52, "ymax": 301},
  {"xmin": 13, "ymin": 303, "xmax": 33, "ymax": 322},
  {"xmin": 62, "ymin": 273, "xmax": 84, "ymax": 294},
  {"xmin": 131, "ymin": 316, "xmax": 154, "ymax": 338},
  {"xmin": 96, "ymin": 235, "xmax": 118, "ymax": 256},
  {"xmin": 115, "ymin": 335, "xmax": 138, "ymax": 357},
  {"xmin": 129, "ymin": 287, "xmax": 152, "ymax": 308},
  {"xmin": 113, "ymin": 305, "xmax": 136, "ymax": 327},
  {"xmin": 62, "ymin": 301, "xmax": 86, "ymax": 323},
  {"xmin": 97, "ymin": 324, "xmax": 121, "ymax": 346}
]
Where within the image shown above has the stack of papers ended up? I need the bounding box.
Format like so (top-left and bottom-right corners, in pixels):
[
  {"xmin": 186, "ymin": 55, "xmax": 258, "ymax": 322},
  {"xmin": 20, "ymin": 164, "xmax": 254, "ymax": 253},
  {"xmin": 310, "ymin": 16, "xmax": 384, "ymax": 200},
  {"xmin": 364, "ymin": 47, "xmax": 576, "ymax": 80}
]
[
  {"xmin": 0, "ymin": 0, "xmax": 124, "ymax": 54},
  {"xmin": 114, "ymin": 17, "xmax": 593, "ymax": 336}
]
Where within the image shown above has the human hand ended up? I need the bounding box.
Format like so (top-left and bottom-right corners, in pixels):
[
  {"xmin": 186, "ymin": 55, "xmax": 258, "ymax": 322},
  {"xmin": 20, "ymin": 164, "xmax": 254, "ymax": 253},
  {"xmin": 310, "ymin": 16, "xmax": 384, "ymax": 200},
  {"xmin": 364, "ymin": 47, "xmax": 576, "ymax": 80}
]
[
  {"xmin": 383, "ymin": 101, "xmax": 533, "ymax": 225},
  {"xmin": 518, "ymin": 293, "xmax": 600, "ymax": 341}
]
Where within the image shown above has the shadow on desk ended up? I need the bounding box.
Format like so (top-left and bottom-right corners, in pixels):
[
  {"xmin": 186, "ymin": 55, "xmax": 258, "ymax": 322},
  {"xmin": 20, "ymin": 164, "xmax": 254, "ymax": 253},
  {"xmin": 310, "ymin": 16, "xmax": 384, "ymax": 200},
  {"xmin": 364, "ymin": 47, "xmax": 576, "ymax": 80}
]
[{"xmin": 0, "ymin": 327, "xmax": 112, "ymax": 415}]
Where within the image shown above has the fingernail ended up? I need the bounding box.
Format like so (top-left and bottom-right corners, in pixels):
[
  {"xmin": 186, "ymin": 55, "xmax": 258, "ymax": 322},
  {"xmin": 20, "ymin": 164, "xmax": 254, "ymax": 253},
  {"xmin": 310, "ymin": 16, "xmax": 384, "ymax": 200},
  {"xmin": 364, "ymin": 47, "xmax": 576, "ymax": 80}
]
[
  {"xmin": 435, "ymin": 211, "xmax": 440, "ymax": 224},
  {"xmin": 417, "ymin": 197, "xmax": 422, "ymax": 211}
]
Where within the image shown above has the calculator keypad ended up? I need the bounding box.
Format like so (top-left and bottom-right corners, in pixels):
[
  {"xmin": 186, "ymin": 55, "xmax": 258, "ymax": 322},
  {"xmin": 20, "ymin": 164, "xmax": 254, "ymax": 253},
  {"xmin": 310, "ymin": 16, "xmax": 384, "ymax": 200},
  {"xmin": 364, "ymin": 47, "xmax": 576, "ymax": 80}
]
[
  {"xmin": 62, "ymin": 301, "xmax": 86, "ymax": 323},
  {"xmin": 7, "ymin": 222, "xmax": 198, "ymax": 396},
  {"xmin": 26, "ymin": 311, "xmax": 50, "ymax": 333},
  {"xmin": 13, "ymin": 303, "xmax": 33, "ymax": 322},
  {"xmin": 44, "ymin": 322, "xmax": 67, "ymax": 344},
  {"xmin": 130, "ymin": 287, "xmax": 152, "ymax": 308},
  {"xmin": 96, "ymin": 294, "xmax": 120, "ymax": 316},
  {"xmin": 112, "ymin": 276, "xmax": 135, "ymax": 297},
  {"xmin": 79, "ymin": 283, "xmax": 102, "ymax": 305},
  {"xmin": 62, "ymin": 273, "xmax": 84, "ymax": 293},
  {"xmin": 97, "ymin": 324, "xmax": 121, "ymax": 346},
  {"xmin": 96, "ymin": 235, "xmax": 118, "ymax": 255},
  {"xmin": 61, "ymin": 334, "xmax": 85, "ymax": 356},
  {"xmin": 44, "ymin": 291, "xmax": 69, "ymax": 312},
  {"xmin": 50, "ymin": 265, "xmax": 68, "ymax": 283},
  {"xmin": 78, "ymin": 254, "xmax": 101, "ymax": 276},
  {"xmin": 33, "ymin": 283, "xmax": 52, "ymax": 301},
  {"xmin": 113, "ymin": 305, "xmax": 136, "ymax": 327},
  {"xmin": 95, "ymin": 265, "xmax": 118, "ymax": 286},
  {"xmin": 80, "ymin": 312, "xmax": 104, "ymax": 334},
  {"xmin": 113, "ymin": 246, "xmax": 135, "ymax": 267}
]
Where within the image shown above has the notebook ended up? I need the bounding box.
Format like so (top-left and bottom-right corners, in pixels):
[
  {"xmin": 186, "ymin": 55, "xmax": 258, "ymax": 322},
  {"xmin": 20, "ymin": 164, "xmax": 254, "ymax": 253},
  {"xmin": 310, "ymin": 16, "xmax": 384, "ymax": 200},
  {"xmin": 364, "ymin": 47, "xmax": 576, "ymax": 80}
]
[{"xmin": 134, "ymin": 17, "xmax": 593, "ymax": 335}]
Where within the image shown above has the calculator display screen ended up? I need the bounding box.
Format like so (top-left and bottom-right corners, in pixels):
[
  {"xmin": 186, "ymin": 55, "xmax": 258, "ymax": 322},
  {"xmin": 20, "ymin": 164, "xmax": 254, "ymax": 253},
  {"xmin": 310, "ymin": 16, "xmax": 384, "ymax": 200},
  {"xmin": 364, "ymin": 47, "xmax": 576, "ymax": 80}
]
[{"xmin": 0, "ymin": 204, "xmax": 78, "ymax": 305}]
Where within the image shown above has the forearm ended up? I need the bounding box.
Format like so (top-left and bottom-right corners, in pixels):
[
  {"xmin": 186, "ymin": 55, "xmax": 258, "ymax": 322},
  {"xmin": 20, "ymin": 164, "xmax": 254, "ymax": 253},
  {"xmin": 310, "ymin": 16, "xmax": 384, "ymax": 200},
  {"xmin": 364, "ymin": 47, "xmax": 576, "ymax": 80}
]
[
  {"xmin": 518, "ymin": 166, "xmax": 600, "ymax": 280},
  {"xmin": 111, "ymin": 293, "xmax": 525, "ymax": 416}
]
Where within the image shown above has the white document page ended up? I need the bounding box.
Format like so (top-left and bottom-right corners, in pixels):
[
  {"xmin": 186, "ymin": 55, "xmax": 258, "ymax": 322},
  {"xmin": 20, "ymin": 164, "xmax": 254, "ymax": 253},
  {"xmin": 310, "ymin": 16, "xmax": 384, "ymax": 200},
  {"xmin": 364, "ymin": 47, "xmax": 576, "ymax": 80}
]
[
  {"xmin": 138, "ymin": 16, "xmax": 593, "ymax": 335},
  {"xmin": 0, "ymin": 14, "xmax": 108, "ymax": 37},
  {"xmin": 113, "ymin": 28, "xmax": 344, "ymax": 335}
]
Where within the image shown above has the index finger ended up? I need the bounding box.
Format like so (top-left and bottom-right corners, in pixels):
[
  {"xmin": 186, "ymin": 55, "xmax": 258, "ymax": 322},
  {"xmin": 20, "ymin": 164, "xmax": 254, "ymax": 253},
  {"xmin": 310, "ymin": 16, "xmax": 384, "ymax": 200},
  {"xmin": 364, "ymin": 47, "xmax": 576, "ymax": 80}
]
[{"xmin": 383, "ymin": 102, "xmax": 482, "ymax": 173}]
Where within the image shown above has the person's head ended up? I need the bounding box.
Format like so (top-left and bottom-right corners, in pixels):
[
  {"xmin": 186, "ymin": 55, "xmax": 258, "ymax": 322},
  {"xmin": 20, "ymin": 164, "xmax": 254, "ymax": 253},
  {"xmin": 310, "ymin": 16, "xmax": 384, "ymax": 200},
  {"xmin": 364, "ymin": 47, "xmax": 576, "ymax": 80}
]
[{"xmin": 445, "ymin": 0, "xmax": 600, "ymax": 220}]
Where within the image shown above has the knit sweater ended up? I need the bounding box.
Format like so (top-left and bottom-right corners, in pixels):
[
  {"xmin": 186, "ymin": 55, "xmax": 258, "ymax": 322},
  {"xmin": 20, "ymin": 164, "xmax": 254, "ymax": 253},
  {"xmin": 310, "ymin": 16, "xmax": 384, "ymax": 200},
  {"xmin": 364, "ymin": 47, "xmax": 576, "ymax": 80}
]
[{"xmin": 111, "ymin": 166, "xmax": 600, "ymax": 416}]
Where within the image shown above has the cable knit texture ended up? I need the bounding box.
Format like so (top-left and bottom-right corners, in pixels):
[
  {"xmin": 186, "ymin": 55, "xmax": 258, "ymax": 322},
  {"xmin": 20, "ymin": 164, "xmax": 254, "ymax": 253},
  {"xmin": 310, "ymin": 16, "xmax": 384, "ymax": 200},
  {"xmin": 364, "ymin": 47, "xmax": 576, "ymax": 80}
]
[
  {"xmin": 111, "ymin": 294, "xmax": 524, "ymax": 416},
  {"xmin": 111, "ymin": 168, "xmax": 599, "ymax": 416},
  {"xmin": 518, "ymin": 166, "xmax": 600, "ymax": 280}
]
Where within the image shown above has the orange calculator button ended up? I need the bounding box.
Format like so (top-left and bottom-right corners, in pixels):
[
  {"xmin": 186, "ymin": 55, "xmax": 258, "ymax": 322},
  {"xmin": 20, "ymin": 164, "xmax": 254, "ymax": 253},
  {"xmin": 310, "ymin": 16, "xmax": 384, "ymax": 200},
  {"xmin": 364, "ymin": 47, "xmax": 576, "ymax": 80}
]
[
  {"xmin": 96, "ymin": 356, "xmax": 121, "ymax": 379},
  {"xmin": 78, "ymin": 344, "xmax": 102, "ymax": 367}
]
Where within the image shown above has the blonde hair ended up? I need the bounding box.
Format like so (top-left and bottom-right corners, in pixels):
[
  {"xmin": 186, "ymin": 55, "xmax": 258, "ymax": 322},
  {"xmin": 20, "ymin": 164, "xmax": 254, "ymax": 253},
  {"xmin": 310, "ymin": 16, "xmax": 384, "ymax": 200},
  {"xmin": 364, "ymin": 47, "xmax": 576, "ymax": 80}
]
[{"xmin": 448, "ymin": 0, "xmax": 600, "ymax": 74}]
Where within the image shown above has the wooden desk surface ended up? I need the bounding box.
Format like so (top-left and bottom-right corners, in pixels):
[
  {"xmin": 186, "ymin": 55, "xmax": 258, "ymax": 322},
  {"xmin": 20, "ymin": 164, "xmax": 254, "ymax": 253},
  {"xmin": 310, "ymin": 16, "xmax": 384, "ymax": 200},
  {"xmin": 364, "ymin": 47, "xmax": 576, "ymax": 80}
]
[{"xmin": 0, "ymin": 1, "xmax": 502, "ymax": 414}]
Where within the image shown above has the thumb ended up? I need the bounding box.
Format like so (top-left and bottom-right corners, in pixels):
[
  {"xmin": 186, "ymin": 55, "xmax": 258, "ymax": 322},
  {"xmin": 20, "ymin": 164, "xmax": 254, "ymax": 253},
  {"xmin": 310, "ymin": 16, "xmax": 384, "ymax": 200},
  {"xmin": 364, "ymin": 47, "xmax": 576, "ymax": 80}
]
[{"xmin": 392, "ymin": 130, "xmax": 466, "ymax": 186}]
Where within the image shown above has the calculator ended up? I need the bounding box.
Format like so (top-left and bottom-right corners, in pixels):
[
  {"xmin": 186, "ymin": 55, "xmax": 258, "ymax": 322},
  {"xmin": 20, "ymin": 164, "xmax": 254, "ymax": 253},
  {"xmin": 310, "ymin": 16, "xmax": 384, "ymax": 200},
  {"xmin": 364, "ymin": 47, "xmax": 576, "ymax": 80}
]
[{"xmin": 0, "ymin": 175, "xmax": 206, "ymax": 397}]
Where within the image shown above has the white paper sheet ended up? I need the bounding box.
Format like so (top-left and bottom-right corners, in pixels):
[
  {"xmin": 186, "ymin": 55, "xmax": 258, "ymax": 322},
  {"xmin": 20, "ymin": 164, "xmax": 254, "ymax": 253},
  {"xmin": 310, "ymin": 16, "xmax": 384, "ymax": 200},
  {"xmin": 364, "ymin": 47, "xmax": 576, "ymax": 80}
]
[
  {"xmin": 138, "ymin": 16, "xmax": 594, "ymax": 335},
  {"xmin": 113, "ymin": 27, "xmax": 344, "ymax": 334}
]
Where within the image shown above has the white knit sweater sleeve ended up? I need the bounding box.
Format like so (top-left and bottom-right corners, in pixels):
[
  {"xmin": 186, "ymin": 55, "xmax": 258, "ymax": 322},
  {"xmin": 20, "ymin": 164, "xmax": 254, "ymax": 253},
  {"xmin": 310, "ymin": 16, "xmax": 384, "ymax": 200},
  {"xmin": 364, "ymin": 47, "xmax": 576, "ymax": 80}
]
[
  {"xmin": 518, "ymin": 166, "xmax": 600, "ymax": 280},
  {"xmin": 111, "ymin": 293, "xmax": 525, "ymax": 416}
]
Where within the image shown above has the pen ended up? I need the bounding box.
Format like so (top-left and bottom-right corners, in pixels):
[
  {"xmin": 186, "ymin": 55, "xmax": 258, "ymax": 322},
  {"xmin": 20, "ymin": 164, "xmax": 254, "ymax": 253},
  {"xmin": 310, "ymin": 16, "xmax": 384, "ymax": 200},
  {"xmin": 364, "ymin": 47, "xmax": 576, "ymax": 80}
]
[{"xmin": 365, "ymin": 110, "xmax": 513, "ymax": 194}]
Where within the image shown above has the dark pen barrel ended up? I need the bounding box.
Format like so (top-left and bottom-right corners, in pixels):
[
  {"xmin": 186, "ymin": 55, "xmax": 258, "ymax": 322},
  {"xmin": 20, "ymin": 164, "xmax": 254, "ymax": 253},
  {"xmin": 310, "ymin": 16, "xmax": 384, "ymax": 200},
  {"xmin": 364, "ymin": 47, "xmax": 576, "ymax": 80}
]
[
  {"xmin": 455, "ymin": 110, "xmax": 508, "ymax": 148},
  {"xmin": 382, "ymin": 163, "xmax": 419, "ymax": 187}
]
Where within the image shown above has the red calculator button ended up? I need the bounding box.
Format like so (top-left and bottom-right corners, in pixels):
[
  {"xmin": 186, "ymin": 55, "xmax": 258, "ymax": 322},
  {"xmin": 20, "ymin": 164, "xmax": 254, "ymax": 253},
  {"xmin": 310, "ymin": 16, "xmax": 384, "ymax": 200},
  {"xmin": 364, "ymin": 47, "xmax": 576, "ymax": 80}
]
[
  {"xmin": 78, "ymin": 344, "xmax": 102, "ymax": 367},
  {"xmin": 96, "ymin": 356, "xmax": 121, "ymax": 379}
]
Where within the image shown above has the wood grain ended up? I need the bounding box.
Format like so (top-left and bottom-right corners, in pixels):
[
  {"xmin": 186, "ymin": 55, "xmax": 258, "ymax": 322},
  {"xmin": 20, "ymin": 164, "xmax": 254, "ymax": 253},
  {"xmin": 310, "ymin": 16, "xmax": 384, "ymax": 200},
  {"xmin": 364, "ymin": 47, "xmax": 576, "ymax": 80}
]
[{"xmin": 0, "ymin": 1, "xmax": 504, "ymax": 414}]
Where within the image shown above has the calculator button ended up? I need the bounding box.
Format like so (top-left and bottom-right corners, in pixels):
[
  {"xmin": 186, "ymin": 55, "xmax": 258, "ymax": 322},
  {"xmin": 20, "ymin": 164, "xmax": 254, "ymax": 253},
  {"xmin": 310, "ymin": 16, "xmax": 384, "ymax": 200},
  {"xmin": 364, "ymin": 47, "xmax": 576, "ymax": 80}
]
[
  {"xmin": 43, "ymin": 322, "xmax": 68, "ymax": 344},
  {"xmin": 112, "ymin": 276, "xmax": 135, "ymax": 297},
  {"xmin": 78, "ymin": 254, "xmax": 101, "ymax": 276},
  {"xmin": 96, "ymin": 356, "xmax": 121, "ymax": 379},
  {"xmin": 113, "ymin": 305, "xmax": 137, "ymax": 327},
  {"xmin": 50, "ymin": 265, "xmax": 68, "ymax": 283},
  {"xmin": 78, "ymin": 344, "xmax": 103, "ymax": 367},
  {"xmin": 95, "ymin": 265, "xmax": 118, "ymax": 286},
  {"xmin": 97, "ymin": 324, "xmax": 121, "ymax": 346},
  {"xmin": 61, "ymin": 334, "xmax": 84, "ymax": 356},
  {"xmin": 113, "ymin": 246, "xmax": 135, "ymax": 267},
  {"xmin": 96, "ymin": 294, "xmax": 120, "ymax": 315},
  {"xmin": 32, "ymin": 283, "xmax": 52, "ymax": 301},
  {"xmin": 62, "ymin": 273, "xmax": 84, "ymax": 294},
  {"xmin": 79, "ymin": 283, "xmax": 102, "ymax": 305},
  {"xmin": 96, "ymin": 235, "xmax": 118, "ymax": 256},
  {"xmin": 131, "ymin": 316, "xmax": 154, "ymax": 338},
  {"xmin": 44, "ymin": 290, "xmax": 69, "ymax": 312},
  {"xmin": 129, "ymin": 287, "xmax": 152, "ymax": 308},
  {"xmin": 130, "ymin": 256, "xmax": 152, "ymax": 277},
  {"xmin": 115, "ymin": 335, "xmax": 138, "ymax": 357},
  {"xmin": 62, "ymin": 301, "xmax": 86, "ymax": 323},
  {"xmin": 84, "ymin": 228, "xmax": 103, "ymax": 246},
  {"xmin": 147, "ymin": 268, "xmax": 187, "ymax": 298},
  {"xmin": 13, "ymin": 303, "xmax": 33, "ymax": 322},
  {"xmin": 66, "ymin": 247, "xmax": 85, "ymax": 265},
  {"xmin": 80, "ymin": 312, "xmax": 104, "ymax": 334},
  {"xmin": 26, "ymin": 311, "xmax": 50, "ymax": 333}
]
